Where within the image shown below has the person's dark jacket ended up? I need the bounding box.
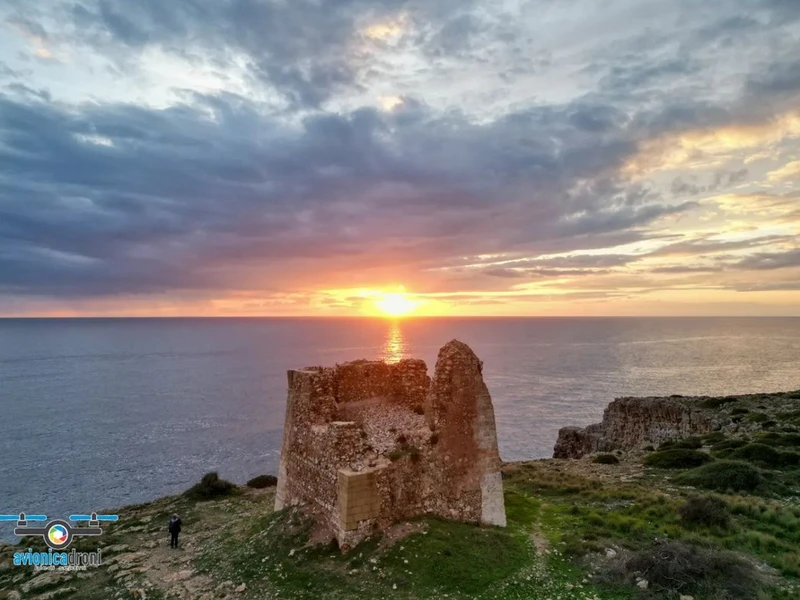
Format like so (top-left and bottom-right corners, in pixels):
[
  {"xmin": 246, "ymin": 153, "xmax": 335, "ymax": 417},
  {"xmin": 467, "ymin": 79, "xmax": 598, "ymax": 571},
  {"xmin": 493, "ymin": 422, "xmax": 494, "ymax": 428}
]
[{"xmin": 168, "ymin": 518, "xmax": 182, "ymax": 534}]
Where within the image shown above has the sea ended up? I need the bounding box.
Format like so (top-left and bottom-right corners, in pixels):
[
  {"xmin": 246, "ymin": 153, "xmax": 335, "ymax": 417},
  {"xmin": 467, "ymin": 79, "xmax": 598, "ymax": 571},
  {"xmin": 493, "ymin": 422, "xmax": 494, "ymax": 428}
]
[{"xmin": 1, "ymin": 317, "xmax": 799, "ymax": 534}]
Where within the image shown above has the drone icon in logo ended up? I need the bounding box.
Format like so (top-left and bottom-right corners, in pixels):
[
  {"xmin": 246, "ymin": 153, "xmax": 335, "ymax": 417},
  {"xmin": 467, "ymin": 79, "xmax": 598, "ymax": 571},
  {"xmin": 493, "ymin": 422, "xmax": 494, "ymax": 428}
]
[{"xmin": 0, "ymin": 513, "xmax": 119, "ymax": 549}]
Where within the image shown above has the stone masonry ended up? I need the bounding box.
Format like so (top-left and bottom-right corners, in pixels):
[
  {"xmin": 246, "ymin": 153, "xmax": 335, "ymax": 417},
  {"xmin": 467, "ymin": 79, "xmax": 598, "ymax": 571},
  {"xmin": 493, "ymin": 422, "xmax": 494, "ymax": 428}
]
[{"xmin": 274, "ymin": 339, "xmax": 507, "ymax": 550}]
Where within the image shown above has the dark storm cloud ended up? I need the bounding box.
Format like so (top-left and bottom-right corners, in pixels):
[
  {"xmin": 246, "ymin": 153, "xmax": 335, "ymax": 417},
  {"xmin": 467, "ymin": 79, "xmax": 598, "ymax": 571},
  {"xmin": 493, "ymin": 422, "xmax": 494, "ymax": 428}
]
[
  {"xmin": 1, "ymin": 0, "xmax": 800, "ymax": 303},
  {"xmin": 0, "ymin": 85, "xmax": 694, "ymax": 297},
  {"xmin": 746, "ymin": 59, "xmax": 800, "ymax": 100}
]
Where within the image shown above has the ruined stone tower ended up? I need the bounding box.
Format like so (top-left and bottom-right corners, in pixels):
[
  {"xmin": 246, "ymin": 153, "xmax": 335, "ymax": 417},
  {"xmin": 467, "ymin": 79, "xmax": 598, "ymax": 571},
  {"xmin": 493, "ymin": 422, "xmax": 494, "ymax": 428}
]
[{"xmin": 274, "ymin": 339, "xmax": 506, "ymax": 549}]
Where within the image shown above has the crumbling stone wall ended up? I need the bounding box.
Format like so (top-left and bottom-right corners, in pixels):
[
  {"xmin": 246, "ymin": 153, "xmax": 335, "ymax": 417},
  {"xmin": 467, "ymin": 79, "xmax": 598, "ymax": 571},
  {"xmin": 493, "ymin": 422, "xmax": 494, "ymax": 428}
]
[{"xmin": 275, "ymin": 340, "xmax": 506, "ymax": 549}]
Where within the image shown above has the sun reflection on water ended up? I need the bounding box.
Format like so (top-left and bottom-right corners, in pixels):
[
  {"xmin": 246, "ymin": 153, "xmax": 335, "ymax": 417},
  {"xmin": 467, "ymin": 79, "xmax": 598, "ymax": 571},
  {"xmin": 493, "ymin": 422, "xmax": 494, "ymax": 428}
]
[{"xmin": 382, "ymin": 320, "xmax": 406, "ymax": 363}]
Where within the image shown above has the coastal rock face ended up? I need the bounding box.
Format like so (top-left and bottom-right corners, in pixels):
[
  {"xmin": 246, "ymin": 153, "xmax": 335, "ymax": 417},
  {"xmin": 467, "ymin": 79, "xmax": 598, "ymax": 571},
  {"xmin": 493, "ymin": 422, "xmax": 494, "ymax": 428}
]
[
  {"xmin": 275, "ymin": 339, "xmax": 506, "ymax": 550},
  {"xmin": 553, "ymin": 396, "xmax": 715, "ymax": 458}
]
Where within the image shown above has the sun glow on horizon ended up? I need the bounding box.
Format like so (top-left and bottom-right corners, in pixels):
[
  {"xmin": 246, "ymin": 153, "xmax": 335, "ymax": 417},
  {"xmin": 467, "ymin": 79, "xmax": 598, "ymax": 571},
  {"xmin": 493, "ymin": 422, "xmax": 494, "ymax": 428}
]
[{"xmin": 374, "ymin": 286, "xmax": 420, "ymax": 317}]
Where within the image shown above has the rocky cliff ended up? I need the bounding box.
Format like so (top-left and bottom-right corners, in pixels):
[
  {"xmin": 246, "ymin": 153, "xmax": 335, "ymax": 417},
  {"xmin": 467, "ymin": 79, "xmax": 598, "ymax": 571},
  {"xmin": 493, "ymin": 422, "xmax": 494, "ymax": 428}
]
[{"xmin": 554, "ymin": 396, "xmax": 717, "ymax": 458}]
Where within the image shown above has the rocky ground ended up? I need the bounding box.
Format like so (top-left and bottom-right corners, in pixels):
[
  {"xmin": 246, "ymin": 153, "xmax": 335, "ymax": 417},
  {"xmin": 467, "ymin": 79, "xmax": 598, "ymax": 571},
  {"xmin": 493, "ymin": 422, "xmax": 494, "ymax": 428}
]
[
  {"xmin": 3, "ymin": 389, "xmax": 800, "ymax": 599},
  {"xmin": 0, "ymin": 487, "xmax": 276, "ymax": 600}
]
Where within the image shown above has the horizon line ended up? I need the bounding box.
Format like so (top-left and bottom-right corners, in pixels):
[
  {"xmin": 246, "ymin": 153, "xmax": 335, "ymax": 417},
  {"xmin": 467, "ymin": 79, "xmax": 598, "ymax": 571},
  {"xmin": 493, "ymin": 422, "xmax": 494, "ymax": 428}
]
[{"xmin": 2, "ymin": 314, "xmax": 800, "ymax": 320}]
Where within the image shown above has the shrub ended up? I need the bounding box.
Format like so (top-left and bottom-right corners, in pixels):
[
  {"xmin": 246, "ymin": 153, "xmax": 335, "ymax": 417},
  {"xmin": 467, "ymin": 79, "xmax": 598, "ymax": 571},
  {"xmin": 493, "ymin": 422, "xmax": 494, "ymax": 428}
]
[
  {"xmin": 659, "ymin": 437, "xmax": 703, "ymax": 450},
  {"xmin": 767, "ymin": 433, "xmax": 800, "ymax": 447},
  {"xmin": 185, "ymin": 472, "xmax": 238, "ymax": 500},
  {"xmin": 678, "ymin": 496, "xmax": 730, "ymax": 529},
  {"xmin": 730, "ymin": 407, "xmax": 750, "ymax": 416},
  {"xmin": 701, "ymin": 431, "xmax": 726, "ymax": 444},
  {"xmin": 246, "ymin": 474, "xmax": 278, "ymax": 489},
  {"xmin": 413, "ymin": 405, "xmax": 425, "ymax": 415},
  {"xmin": 643, "ymin": 445, "xmax": 655, "ymax": 452},
  {"xmin": 597, "ymin": 540, "xmax": 764, "ymax": 599},
  {"xmin": 644, "ymin": 449, "xmax": 712, "ymax": 469},
  {"xmin": 729, "ymin": 443, "xmax": 783, "ymax": 468},
  {"xmin": 699, "ymin": 396, "xmax": 737, "ymax": 409},
  {"xmin": 388, "ymin": 449, "xmax": 404, "ymax": 461},
  {"xmin": 593, "ymin": 454, "xmax": 619, "ymax": 465},
  {"xmin": 777, "ymin": 409, "xmax": 800, "ymax": 425},
  {"xmin": 409, "ymin": 446, "xmax": 422, "ymax": 463},
  {"xmin": 779, "ymin": 451, "xmax": 800, "ymax": 467},
  {"xmin": 396, "ymin": 433, "xmax": 408, "ymax": 445},
  {"xmin": 756, "ymin": 432, "xmax": 785, "ymax": 446},
  {"xmin": 674, "ymin": 461, "xmax": 764, "ymax": 493},
  {"xmin": 429, "ymin": 432, "xmax": 439, "ymax": 445},
  {"xmin": 747, "ymin": 412, "xmax": 770, "ymax": 423},
  {"xmin": 711, "ymin": 438, "xmax": 749, "ymax": 457}
]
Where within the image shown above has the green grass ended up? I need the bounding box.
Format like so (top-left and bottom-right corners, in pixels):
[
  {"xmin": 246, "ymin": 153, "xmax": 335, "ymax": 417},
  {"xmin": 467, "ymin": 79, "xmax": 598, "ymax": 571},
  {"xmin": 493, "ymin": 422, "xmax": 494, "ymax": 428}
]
[
  {"xmin": 8, "ymin": 426, "xmax": 800, "ymax": 600},
  {"xmin": 382, "ymin": 519, "xmax": 530, "ymax": 596},
  {"xmin": 504, "ymin": 463, "xmax": 800, "ymax": 597},
  {"xmin": 197, "ymin": 506, "xmax": 536, "ymax": 599}
]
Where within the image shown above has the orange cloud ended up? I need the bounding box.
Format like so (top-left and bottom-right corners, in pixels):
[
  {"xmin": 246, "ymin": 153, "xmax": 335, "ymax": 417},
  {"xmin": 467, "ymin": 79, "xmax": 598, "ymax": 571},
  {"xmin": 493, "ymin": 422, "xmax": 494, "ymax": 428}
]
[{"xmin": 625, "ymin": 112, "xmax": 800, "ymax": 176}]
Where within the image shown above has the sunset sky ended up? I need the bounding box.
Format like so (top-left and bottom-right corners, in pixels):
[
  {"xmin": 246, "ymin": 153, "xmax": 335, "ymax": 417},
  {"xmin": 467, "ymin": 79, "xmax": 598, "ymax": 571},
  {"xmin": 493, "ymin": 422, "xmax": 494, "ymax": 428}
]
[{"xmin": 1, "ymin": 0, "xmax": 799, "ymax": 317}]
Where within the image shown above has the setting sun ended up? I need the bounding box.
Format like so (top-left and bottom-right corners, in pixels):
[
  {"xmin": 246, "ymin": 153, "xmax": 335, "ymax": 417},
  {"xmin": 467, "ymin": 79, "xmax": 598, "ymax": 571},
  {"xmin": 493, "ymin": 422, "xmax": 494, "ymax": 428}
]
[{"xmin": 374, "ymin": 287, "xmax": 419, "ymax": 317}]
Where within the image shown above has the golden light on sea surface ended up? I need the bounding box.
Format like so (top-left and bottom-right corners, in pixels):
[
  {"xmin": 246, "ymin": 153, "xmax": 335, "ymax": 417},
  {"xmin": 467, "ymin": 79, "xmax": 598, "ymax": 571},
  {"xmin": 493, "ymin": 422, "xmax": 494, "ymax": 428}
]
[
  {"xmin": 382, "ymin": 321, "xmax": 406, "ymax": 363},
  {"xmin": 374, "ymin": 286, "xmax": 419, "ymax": 317}
]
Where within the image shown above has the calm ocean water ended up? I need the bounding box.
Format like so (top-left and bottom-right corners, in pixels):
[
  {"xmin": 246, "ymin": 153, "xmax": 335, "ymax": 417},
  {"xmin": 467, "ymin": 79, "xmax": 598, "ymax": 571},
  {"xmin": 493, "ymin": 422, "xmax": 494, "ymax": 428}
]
[{"xmin": 1, "ymin": 317, "xmax": 799, "ymax": 533}]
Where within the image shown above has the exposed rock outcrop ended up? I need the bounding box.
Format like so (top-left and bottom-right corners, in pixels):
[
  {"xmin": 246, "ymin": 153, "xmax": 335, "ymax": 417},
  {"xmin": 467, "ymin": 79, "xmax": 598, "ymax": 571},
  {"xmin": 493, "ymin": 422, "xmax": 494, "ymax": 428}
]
[
  {"xmin": 553, "ymin": 390, "xmax": 800, "ymax": 459},
  {"xmin": 553, "ymin": 396, "xmax": 716, "ymax": 458},
  {"xmin": 275, "ymin": 339, "xmax": 506, "ymax": 550}
]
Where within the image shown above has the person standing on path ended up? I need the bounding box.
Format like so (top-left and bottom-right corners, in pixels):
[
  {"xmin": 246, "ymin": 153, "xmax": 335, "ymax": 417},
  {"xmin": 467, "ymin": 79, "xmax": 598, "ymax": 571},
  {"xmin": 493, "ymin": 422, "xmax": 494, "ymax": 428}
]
[{"xmin": 168, "ymin": 513, "xmax": 182, "ymax": 549}]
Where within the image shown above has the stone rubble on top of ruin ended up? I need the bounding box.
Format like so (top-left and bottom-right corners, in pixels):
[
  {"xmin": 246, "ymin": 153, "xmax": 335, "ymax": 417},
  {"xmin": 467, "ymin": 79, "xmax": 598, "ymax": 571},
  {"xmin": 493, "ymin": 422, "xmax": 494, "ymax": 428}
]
[{"xmin": 274, "ymin": 339, "xmax": 507, "ymax": 550}]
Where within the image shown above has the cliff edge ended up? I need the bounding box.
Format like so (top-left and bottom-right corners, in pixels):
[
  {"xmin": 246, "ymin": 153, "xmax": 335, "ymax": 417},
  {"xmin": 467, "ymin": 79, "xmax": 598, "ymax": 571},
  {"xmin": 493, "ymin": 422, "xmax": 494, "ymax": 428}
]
[{"xmin": 554, "ymin": 390, "xmax": 800, "ymax": 458}]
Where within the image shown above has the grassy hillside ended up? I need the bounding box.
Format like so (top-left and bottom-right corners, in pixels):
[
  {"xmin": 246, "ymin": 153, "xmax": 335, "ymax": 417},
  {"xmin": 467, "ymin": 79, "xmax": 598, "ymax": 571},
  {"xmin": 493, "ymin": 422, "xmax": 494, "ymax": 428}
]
[{"xmin": 3, "ymin": 391, "xmax": 800, "ymax": 599}]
